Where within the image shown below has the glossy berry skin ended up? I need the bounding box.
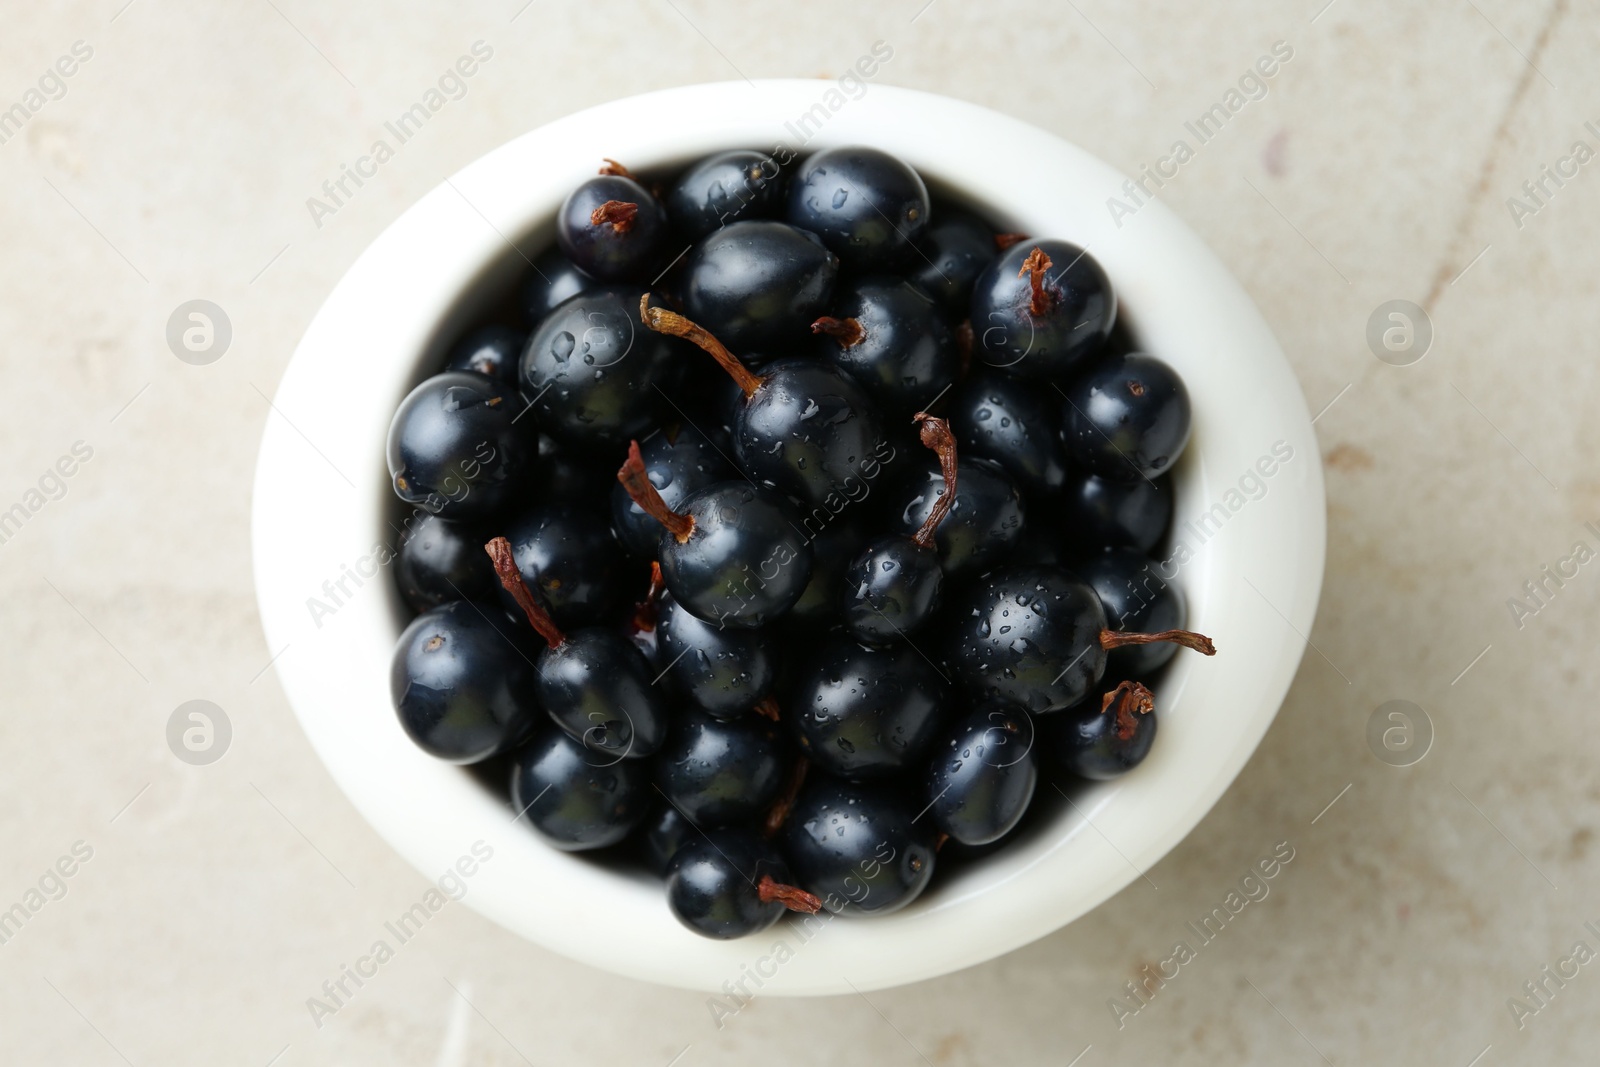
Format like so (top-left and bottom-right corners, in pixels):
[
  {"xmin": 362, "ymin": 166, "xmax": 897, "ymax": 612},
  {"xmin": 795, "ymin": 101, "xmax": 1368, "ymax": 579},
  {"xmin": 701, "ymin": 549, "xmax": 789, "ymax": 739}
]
[
  {"xmin": 787, "ymin": 521, "xmax": 866, "ymax": 625},
  {"xmin": 971, "ymin": 240, "xmax": 1116, "ymax": 381},
  {"xmin": 892, "ymin": 456, "xmax": 1025, "ymax": 577},
  {"xmin": 658, "ymin": 483, "xmax": 813, "ymax": 629},
  {"xmin": 666, "ymin": 830, "xmax": 800, "ymax": 940},
  {"xmin": 925, "ymin": 705, "xmax": 1038, "ymax": 846},
  {"xmin": 610, "ymin": 424, "xmax": 734, "ymax": 556},
  {"xmin": 519, "ymin": 249, "xmax": 593, "ymax": 327},
  {"xmin": 1054, "ymin": 471, "xmax": 1173, "ymax": 554},
  {"xmin": 390, "ymin": 601, "xmax": 538, "ymax": 763},
  {"xmin": 555, "ymin": 175, "xmax": 667, "ymax": 282},
  {"xmin": 387, "ymin": 372, "xmax": 531, "ymax": 520},
  {"xmin": 735, "ymin": 358, "xmax": 890, "ymax": 511},
  {"xmin": 815, "ymin": 278, "xmax": 956, "ymax": 420},
  {"xmin": 945, "ymin": 566, "xmax": 1109, "ymax": 713},
  {"xmin": 666, "ymin": 150, "xmax": 787, "ymax": 241},
  {"xmin": 1060, "ymin": 352, "xmax": 1191, "ymax": 481},
  {"xmin": 642, "ymin": 803, "xmax": 698, "ymax": 876},
  {"xmin": 1049, "ymin": 694, "xmax": 1158, "ymax": 780},
  {"xmin": 656, "ymin": 596, "xmax": 776, "ymax": 717},
  {"xmin": 510, "ymin": 728, "xmax": 650, "ymax": 850},
  {"xmin": 907, "ymin": 209, "xmax": 997, "ymax": 315},
  {"xmin": 654, "ymin": 708, "xmax": 788, "ymax": 826},
  {"xmin": 948, "ymin": 370, "xmax": 1068, "ymax": 497},
  {"xmin": 521, "ymin": 287, "xmax": 680, "ymax": 446},
  {"xmin": 538, "ymin": 628, "xmax": 669, "ymax": 759},
  {"xmin": 788, "ymin": 635, "xmax": 947, "ymax": 780},
  {"xmin": 395, "ymin": 514, "xmax": 495, "ymax": 612},
  {"xmin": 783, "ymin": 778, "xmax": 935, "ymax": 915},
  {"xmin": 787, "ymin": 146, "xmax": 930, "ymax": 271},
  {"xmin": 1075, "ymin": 548, "xmax": 1186, "ymax": 677},
  {"xmin": 444, "ymin": 325, "xmax": 525, "ymax": 387},
  {"xmin": 496, "ymin": 503, "xmax": 626, "ymax": 627},
  {"xmin": 840, "ymin": 537, "xmax": 943, "ymax": 645},
  {"xmin": 681, "ymin": 221, "xmax": 838, "ymax": 351}
]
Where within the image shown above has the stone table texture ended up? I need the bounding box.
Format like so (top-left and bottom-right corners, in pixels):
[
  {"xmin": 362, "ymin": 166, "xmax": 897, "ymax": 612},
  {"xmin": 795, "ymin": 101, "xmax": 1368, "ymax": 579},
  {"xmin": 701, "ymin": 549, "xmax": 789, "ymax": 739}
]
[{"xmin": 0, "ymin": 0, "xmax": 1594, "ymax": 1063}]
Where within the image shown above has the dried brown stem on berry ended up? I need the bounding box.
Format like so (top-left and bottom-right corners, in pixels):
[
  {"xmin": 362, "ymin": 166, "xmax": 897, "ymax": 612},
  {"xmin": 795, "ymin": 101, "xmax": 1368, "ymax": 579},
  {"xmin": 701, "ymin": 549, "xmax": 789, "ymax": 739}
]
[
  {"xmin": 631, "ymin": 560, "xmax": 667, "ymax": 633},
  {"xmin": 598, "ymin": 158, "xmax": 635, "ymax": 178},
  {"xmin": 934, "ymin": 831, "xmax": 950, "ymax": 852},
  {"xmin": 752, "ymin": 695, "xmax": 781, "ymax": 722},
  {"xmin": 910, "ymin": 413, "xmax": 959, "ymax": 550},
  {"xmin": 1099, "ymin": 680, "xmax": 1155, "ymax": 740},
  {"xmin": 484, "ymin": 536, "xmax": 566, "ymax": 650},
  {"xmin": 1019, "ymin": 247, "xmax": 1055, "ymax": 317},
  {"xmin": 590, "ymin": 200, "xmax": 638, "ymax": 233},
  {"xmin": 1098, "ymin": 628, "xmax": 1216, "ymax": 655},
  {"xmin": 811, "ymin": 316, "xmax": 866, "ymax": 348},
  {"xmin": 762, "ymin": 756, "xmax": 808, "ymax": 839},
  {"xmin": 757, "ymin": 874, "xmax": 822, "ymax": 914},
  {"xmin": 616, "ymin": 440, "xmax": 696, "ymax": 544},
  {"xmin": 638, "ymin": 295, "xmax": 764, "ymax": 399},
  {"xmin": 994, "ymin": 232, "xmax": 1029, "ymax": 250}
]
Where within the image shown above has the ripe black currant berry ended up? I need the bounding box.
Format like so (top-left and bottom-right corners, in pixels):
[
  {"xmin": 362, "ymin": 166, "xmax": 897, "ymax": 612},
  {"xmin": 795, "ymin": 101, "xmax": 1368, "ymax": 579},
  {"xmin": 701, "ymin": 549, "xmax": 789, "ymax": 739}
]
[
  {"xmin": 656, "ymin": 595, "xmax": 777, "ymax": 718},
  {"xmin": 444, "ymin": 325, "xmax": 525, "ymax": 387},
  {"xmin": 390, "ymin": 600, "xmax": 538, "ymax": 763},
  {"xmin": 494, "ymin": 503, "xmax": 626, "ymax": 627},
  {"xmin": 487, "ymin": 537, "xmax": 668, "ymax": 760},
  {"xmin": 811, "ymin": 278, "xmax": 956, "ymax": 420},
  {"xmin": 841, "ymin": 414, "xmax": 959, "ymax": 644},
  {"xmin": 970, "ymin": 241, "xmax": 1115, "ymax": 381},
  {"xmin": 395, "ymin": 513, "xmax": 495, "ymax": 613},
  {"xmin": 787, "ymin": 146, "xmax": 930, "ymax": 271},
  {"xmin": 782, "ymin": 777, "xmax": 936, "ymax": 915},
  {"xmin": 654, "ymin": 707, "xmax": 789, "ymax": 825},
  {"xmin": 1059, "ymin": 351, "xmax": 1192, "ymax": 482},
  {"xmin": 924, "ymin": 704, "xmax": 1038, "ymax": 846},
  {"xmin": 609, "ymin": 423, "xmax": 734, "ymax": 557},
  {"xmin": 666, "ymin": 829, "xmax": 821, "ymax": 939},
  {"xmin": 680, "ymin": 220, "xmax": 838, "ymax": 351},
  {"xmin": 666, "ymin": 150, "xmax": 787, "ymax": 241},
  {"xmin": 555, "ymin": 164, "xmax": 667, "ymax": 282},
  {"xmin": 617, "ymin": 439, "xmax": 813, "ymax": 629},
  {"xmin": 787, "ymin": 633, "xmax": 948, "ymax": 780},
  {"xmin": 510, "ymin": 726, "xmax": 650, "ymax": 850},
  {"xmin": 386, "ymin": 371, "xmax": 530, "ymax": 520},
  {"xmin": 1048, "ymin": 680, "xmax": 1159, "ymax": 779}
]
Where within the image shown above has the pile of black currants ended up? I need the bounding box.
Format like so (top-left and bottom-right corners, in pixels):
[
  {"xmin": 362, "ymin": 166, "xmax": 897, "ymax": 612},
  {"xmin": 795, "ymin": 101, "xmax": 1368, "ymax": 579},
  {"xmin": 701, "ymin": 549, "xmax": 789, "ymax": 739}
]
[{"xmin": 385, "ymin": 146, "xmax": 1215, "ymax": 940}]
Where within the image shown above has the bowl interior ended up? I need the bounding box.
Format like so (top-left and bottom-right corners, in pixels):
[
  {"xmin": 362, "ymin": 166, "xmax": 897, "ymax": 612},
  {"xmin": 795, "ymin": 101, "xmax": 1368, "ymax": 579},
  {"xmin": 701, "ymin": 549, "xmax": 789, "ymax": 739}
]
[{"xmin": 253, "ymin": 80, "xmax": 1324, "ymax": 995}]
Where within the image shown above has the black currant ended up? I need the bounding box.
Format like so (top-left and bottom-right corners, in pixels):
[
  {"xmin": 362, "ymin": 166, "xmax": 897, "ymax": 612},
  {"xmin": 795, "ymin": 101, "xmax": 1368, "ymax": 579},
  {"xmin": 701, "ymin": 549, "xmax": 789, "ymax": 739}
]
[
  {"xmin": 907, "ymin": 209, "xmax": 997, "ymax": 315},
  {"xmin": 521, "ymin": 287, "xmax": 681, "ymax": 446},
  {"xmin": 487, "ymin": 537, "xmax": 669, "ymax": 760},
  {"xmin": 1048, "ymin": 680, "xmax": 1159, "ymax": 779},
  {"xmin": 787, "ymin": 633, "xmax": 948, "ymax": 780},
  {"xmin": 666, "ymin": 150, "xmax": 787, "ymax": 241},
  {"xmin": 654, "ymin": 707, "xmax": 788, "ymax": 826},
  {"xmin": 1060, "ymin": 351, "xmax": 1192, "ymax": 481},
  {"xmin": 555, "ymin": 166, "xmax": 667, "ymax": 282},
  {"xmin": 782, "ymin": 777, "xmax": 936, "ymax": 915},
  {"xmin": 666, "ymin": 829, "xmax": 821, "ymax": 939},
  {"xmin": 617, "ymin": 439, "xmax": 812, "ymax": 629},
  {"xmin": 519, "ymin": 248, "xmax": 594, "ymax": 327},
  {"xmin": 656, "ymin": 594, "xmax": 777, "ymax": 717},
  {"xmin": 948, "ymin": 368, "xmax": 1068, "ymax": 497},
  {"xmin": 494, "ymin": 502, "xmax": 626, "ymax": 627},
  {"xmin": 444, "ymin": 325, "xmax": 525, "ymax": 387},
  {"xmin": 680, "ymin": 220, "xmax": 838, "ymax": 351},
  {"xmin": 924, "ymin": 703, "xmax": 1038, "ymax": 846},
  {"xmin": 386, "ymin": 371, "xmax": 531, "ymax": 520},
  {"xmin": 891, "ymin": 455, "xmax": 1024, "ymax": 578},
  {"xmin": 609, "ymin": 423, "xmax": 734, "ymax": 557},
  {"xmin": 1075, "ymin": 548, "xmax": 1187, "ymax": 677},
  {"xmin": 841, "ymin": 414, "xmax": 959, "ymax": 644},
  {"xmin": 390, "ymin": 600, "xmax": 539, "ymax": 763},
  {"xmin": 509, "ymin": 726, "xmax": 650, "ymax": 850},
  {"xmin": 811, "ymin": 277, "xmax": 956, "ymax": 421},
  {"xmin": 970, "ymin": 241, "xmax": 1115, "ymax": 381},
  {"xmin": 394, "ymin": 513, "xmax": 495, "ymax": 612},
  {"xmin": 787, "ymin": 146, "xmax": 929, "ymax": 271}
]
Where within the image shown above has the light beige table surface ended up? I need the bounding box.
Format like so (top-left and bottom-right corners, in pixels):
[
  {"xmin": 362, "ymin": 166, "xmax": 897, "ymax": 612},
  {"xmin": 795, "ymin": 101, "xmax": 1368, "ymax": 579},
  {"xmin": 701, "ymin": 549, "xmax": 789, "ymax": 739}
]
[{"xmin": 2, "ymin": 1, "xmax": 1595, "ymax": 1063}]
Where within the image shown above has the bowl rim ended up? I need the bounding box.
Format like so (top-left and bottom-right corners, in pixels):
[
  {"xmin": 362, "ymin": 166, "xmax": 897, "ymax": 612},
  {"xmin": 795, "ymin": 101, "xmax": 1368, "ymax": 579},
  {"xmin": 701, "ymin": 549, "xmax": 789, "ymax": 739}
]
[{"xmin": 251, "ymin": 78, "xmax": 1326, "ymax": 996}]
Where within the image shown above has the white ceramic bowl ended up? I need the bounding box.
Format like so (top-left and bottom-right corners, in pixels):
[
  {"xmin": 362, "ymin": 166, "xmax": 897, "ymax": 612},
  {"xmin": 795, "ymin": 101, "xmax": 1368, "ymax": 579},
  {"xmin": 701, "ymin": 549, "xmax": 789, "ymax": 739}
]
[{"xmin": 252, "ymin": 80, "xmax": 1325, "ymax": 995}]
